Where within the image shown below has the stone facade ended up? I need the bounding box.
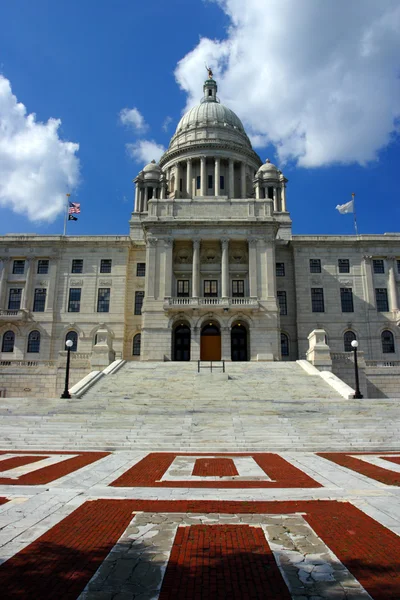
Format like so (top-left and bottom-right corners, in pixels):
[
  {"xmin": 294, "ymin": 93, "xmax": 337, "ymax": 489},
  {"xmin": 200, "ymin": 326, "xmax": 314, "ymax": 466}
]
[{"xmin": 1, "ymin": 76, "xmax": 400, "ymax": 391}]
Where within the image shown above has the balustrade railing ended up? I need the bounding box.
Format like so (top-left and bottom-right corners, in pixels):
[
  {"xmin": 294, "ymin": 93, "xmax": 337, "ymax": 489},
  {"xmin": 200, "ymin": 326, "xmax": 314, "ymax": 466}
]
[
  {"xmin": 165, "ymin": 297, "xmax": 258, "ymax": 308},
  {"xmin": 365, "ymin": 360, "xmax": 400, "ymax": 368},
  {"xmin": 0, "ymin": 360, "xmax": 56, "ymax": 368}
]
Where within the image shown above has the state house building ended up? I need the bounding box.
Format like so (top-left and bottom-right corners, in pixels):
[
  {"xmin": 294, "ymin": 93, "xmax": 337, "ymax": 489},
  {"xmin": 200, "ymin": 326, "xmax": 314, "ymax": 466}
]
[{"xmin": 1, "ymin": 76, "xmax": 400, "ymax": 368}]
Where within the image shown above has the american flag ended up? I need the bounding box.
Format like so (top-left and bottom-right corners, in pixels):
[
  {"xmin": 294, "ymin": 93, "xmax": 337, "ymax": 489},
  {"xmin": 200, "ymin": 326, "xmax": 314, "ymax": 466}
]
[{"xmin": 68, "ymin": 201, "xmax": 81, "ymax": 215}]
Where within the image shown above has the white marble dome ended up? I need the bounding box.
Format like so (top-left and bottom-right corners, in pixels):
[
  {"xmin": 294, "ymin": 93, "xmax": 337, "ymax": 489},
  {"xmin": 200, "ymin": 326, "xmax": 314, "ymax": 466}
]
[
  {"xmin": 142, "ymin": 160, "xmax": 161, "ymax": 179},
  {"xmin": 257, "ymin": 159, "xmax": 280, "ymax": 179},
  {"xmin": 176, "ymin": 101, "xmax": 246, "ymax": 135}
]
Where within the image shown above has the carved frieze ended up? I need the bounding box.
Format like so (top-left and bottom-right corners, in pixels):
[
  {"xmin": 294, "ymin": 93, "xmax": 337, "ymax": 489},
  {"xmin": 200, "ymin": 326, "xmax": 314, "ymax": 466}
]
[
  {"xmin": 70, "ymin": 279, "xmax": 83, "ymax": 286},
  {"xmin": 99, "ymin": 279, "xmax": 112, "ymax": 286}
]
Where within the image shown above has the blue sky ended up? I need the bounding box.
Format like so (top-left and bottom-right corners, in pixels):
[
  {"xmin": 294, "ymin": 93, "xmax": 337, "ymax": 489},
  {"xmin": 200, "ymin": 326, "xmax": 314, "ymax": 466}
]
[{"xmin": 0, "ymin": 0, "xmax": 399, "ymax": 237}]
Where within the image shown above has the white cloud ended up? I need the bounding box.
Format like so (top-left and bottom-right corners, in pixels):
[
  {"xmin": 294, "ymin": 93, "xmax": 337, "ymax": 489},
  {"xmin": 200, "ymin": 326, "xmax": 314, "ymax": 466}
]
[
  {"xmin": 119, "ymin": 107, "xmax": 148, "ymax": 133},
  {"xmin": 162, "ymin": 116, "xmax": 173, "ymax": 132},
  {"xmin": 126, "ymin": 140, "xmax": 165, "ymax": 165},
  {"xmin": 0, "ymin": 75, "xmax": 80, "ymax": 221},
  {"xmin": 175, "ymin": 0, "xmax": 400, "ymax": 167}
]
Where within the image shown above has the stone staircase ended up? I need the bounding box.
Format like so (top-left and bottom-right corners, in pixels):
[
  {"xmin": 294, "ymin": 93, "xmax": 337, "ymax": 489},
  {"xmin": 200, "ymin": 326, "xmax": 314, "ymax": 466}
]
[{"xmin": 0, "ymin": 361, "xmax": 399, "ymax": 452}]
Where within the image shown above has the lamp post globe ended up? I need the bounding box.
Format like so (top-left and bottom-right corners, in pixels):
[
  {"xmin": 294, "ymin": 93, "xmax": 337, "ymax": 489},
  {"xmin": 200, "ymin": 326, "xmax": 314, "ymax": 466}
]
[
  {"xmin": 351, "ymin": 339, "xmax": 363, "ymax": 399},
  {"xmin": 61, "ymin": 339, "xmax": 74, "ymax": 399}
]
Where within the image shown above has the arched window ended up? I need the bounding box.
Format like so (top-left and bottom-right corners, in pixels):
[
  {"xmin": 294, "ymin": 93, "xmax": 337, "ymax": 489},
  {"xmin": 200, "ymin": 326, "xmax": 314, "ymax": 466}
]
[
  {"xmin": 65, "ymin": 331, "xmax": 78, "ymax": 352},
  {"xmin": 281, "ymin": 333, "xmax": 289, "ymax": 357},
  {"xmin": 1, "ymin": 330, "xmax": 15, "ymax": 353},
  {"xmin": 27, "ymin": 330, "xmax": 40, "ymax": 353},
  {"xmin": 382, "ymin": 330, "xmax": 395, "ymax": 354},
  {"xmin": 344, "ymin": 331, "xmax": 356, "ymax": 352},
  {"xmin": 132, "ymin": 334, "xmax": 141, "ymax": 356}
]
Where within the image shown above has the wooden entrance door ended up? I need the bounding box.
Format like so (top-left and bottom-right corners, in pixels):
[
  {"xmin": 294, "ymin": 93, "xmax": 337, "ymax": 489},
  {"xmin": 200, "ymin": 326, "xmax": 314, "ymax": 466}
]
[{"xmin": 200, "ymin": 324, "xmax": 221, "ymax": 360}]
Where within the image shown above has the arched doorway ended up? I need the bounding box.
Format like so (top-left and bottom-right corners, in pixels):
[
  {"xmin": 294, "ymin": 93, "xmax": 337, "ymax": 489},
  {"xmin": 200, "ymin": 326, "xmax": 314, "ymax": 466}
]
[
  {"xmin": 231, "ymin": 323, "xmax": 248, "ymax": 361},
  {"xmin": 173, "ymin": 323, "xmax": 191, "ymax": 361},
  {"xmin": 200, "ymin": 322, "xmax": 221, "ymax": 360}
]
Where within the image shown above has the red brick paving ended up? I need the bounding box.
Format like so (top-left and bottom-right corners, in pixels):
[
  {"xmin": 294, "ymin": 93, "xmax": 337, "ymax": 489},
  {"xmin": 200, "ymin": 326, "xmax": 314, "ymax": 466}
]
[
  {"xmin": 318, "ymin": 452, "xmax": 400, "ymax": 486},
  {"xmin": 192, "ymin": 458, "xmax": 239, "ymax": 477},
  {"xmin": 0, "ymin": 497, "xmax": 7, "ymax": 505},
  {"xmin": 158, "ymin": 524, "xmax": 292, "ymax": 600},
  {"xmin": 0, "ymin": 451, "xmax": 109, "ymax": 485},
  {"xmin": 0, "ymin": 499, "xmax": 135, "ymax": 600},
  {"xmin": 0, "ymin": 455, "xmax": 48, "ymax": 473},
  {"xmin": 111, "ymin": 452, "xmax": 321, "ymax": 488},
  {"xmin": 382, "ymin": 456, "xmax": 400, "ymax": 466}
]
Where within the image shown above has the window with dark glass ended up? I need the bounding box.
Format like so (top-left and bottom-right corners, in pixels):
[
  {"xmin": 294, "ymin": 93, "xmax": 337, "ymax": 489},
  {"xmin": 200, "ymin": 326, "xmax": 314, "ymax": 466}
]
[
  {"xmin": 177, "ymin": 280, "xmax": 190, "ymax": 297},
  {"xmin": 8, "ymin": 288, "xmax": 22, "ymax": 310},
  {"xmin": 12, "ymin": 260, "xmax": 25, "ymax": 275},
  {"xmin": 344, "ymin": 331, "xmax": 356, "ymax": 352},
  {"xmin": 68, "ymin": 288, "xmax": 81, "ymax": 312},
  {"xmin": 135, "ymin": 291, "xmax": 144, "ymax": 315},
  {"xmin": 133, "ymin": 334, "xmax": 141, "ymax": 356},
  {"xmin": 373, "ymin": 259, "xmax": 384, "ymax": 274},
  {"xmin": 196, "ymin": 176, "xmax": 201, "ymax": 189},
  {"xmin": 309, "ymin": 259, "xmax": 321, "ymax": 273},
  {"xmin": 37, "ymin": 259, "xmax": 49, "ymax": 274},
  {"xmin": 277, "ymin": 291, "xmax": 287, "ymax": 315},
  {"xmin": 27, "ymin": 330, "xmax": 40, "ymax": 353},
  {"xmin": 382, "ymin": 330, "xmax": 395, "ymax": 353},
  {"xmin": 204, "ymin": 280, "xmax": 218, "ymax": 297},
  {"xmin": 65, "ymin": 331, "xmax": 78, "ymax": 352},
  {"xmin": 33, "ymin": 288, "xmax": 47, "ymax": 312},
  {"xmin": 1, "ymin": 330, "xmax": 15, "ymax": 353},
  {"xmin": 340, "ymin": 288, "xmax": 354, "ymax": 312},
  {"xmin": 276, "ymin": 262, "xmax": 285, "ymax": 277},
  {"xmin": 232, "ymin": 280, "xmax": 244, "ymax": 297},
  {"xmin": 208, "ymin": 175, "xmax": 213, "ymax": 189},
  {"xmin": 281, "ymin": 333, "xmax": 289, "ymax": 356},
  {"xmin": 220, "ymin": 175, "xmax": 225, "ymax": 190},
  {"xmin": 338, "ymin": 259, "xmax": 350, "ymax": 273},
  {"xmin": 375, "ymin": 288, "xmax": 389, "ymax": 312},
  {"xmin": 397, "ymin": 259, "xmax": 400, "ymax": 275},
  {"xmin": 71, "ymin": 259, "xmax": 83, "ymax": 273},
  {"xmin": 97, "ymin": 288, "xmax": 110, "ymax": 312},
  {"xmin": 136, "ymin": 263, "xmax": 146, "ymax": 277},
  {"xmin": 267, "ymin": 187, "xmax": 273, "ymax": 199},
  {"xmin": 311, "ymin": 288, "xmax": 324, "ymax": 312},
  {"xmin": 100, "ymin": 259, "xmax": 112, "ymax": 273}
]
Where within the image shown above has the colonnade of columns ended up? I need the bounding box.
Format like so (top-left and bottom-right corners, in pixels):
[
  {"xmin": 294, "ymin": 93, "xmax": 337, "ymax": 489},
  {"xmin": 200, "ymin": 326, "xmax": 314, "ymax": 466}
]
[
  {"xmin": 134, "ymin": 182, "xmax": 167, "ymax": 213},
  {"xmin": 255, "ymin": 180, "xmax": 287, "ymax": 212}
]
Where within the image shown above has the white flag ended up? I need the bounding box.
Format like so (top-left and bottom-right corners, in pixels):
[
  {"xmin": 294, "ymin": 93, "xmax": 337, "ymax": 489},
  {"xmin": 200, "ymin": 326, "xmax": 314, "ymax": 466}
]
[{"xmin": 336, "ymin": 199, "xmax": 354, "ymax": 214}]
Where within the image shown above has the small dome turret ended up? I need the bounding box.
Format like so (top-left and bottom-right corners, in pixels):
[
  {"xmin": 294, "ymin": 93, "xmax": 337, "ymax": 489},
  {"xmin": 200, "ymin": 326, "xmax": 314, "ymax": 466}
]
[
  {"xmin": 142, "ymin": 159, "xmax": 161, "ymax": 180},
  {"xmin": 257, "ymin": 159, "xmax": 280, "ymax": 180}
]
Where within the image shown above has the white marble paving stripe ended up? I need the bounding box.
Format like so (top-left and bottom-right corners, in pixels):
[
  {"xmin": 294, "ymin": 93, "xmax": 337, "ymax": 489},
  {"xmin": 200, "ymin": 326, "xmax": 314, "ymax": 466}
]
[
  {"xmin": 350, "ymin": 453, "xmax": 400, "ymax": 473},
  {"xmin": 0, "ymin": 454, "xmax": 78, "ymax": 479}
]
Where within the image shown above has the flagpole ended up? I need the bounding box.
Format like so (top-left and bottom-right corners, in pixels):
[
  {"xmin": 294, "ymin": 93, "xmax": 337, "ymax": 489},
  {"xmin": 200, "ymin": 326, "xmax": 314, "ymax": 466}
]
[
  {"xmin": 352, "ymin": 192, "xmax": 359, "ymax": 236},
  {"xmin": 63, "ymin": 193, "xmax": 70, "ymax": 236}
]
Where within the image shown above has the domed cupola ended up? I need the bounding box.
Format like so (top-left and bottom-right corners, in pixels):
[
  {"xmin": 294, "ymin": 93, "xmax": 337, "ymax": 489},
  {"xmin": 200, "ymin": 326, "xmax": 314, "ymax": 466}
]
[
  {"xmin": 133, "ymin": 160, "xmax": 166, "ymax": 213},
  {"xmin": 254, "ymin": 159, "xmax": 288, "ymax": 213}
]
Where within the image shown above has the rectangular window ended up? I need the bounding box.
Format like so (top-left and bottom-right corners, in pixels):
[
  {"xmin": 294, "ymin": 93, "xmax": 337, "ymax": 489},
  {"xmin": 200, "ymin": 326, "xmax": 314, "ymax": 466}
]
[
  {"xmin": 71, "ymin": 259, "xmax": 83, "ymax": 273},
  {"xmin": 338, "ymin": 259, "xmax": 350, "ymax": 273},
  {"xmin": 100, "ymin": 259, "xmax": 112, "ymax": 273},
  {"xmin": 208, "ymin": 175, "xmax": 213, "ymax": 189},
  {"xmin": 220, "ymin": 175, "xmax": 225, "ymax": 190},
  {"xmin": 397, "ymin": 259, "xmax": 400, "ymax": 275},
  {"xmin": 309, "ymin": 259, "xmax": 321, "ymax": 273},
  {"xmin": 373, "ymin": 259, "xmax": 385, "ymax": 274},
  {"xmin": 33, "ymin": 288, "xmax": 47, "ymax": 312},
  {"xmin": 37, "ymin": 259, "xmax": 49, "ymax": 274},
  {"xmin": 8, "ymin": 288, "xmax": 22, "ymax": 310},
  {"xmin": 97, "ymin": 288, "xmax": 110, "ymax": 312},
  {"xmin": 68, "ymin": 288, "xmax": 81, "ymax": 312},
  {"xmin": 136, "ymin": 263, "xmax": 146, "ymax": 277},
  {"xmin": 340, "ymin": 288, "xmax": 354, "ymax": 312},
  {"xmin": 375, "ymin": 288, "xmax": 389, "ymax": 312},
  {"xmin": 204, "ymin": 280, "xmax": 218, "ymax": 297},
  {"xmin": 177, "ymin": 280, "xmax": 190, "ymax": 297},
  {"xmin": 276, "ymin": 262, "xmax": 285, "ymax": 277},
  {"xmin": 311, "ymin": 288, "xmax": 325, "ymax": 312},
  {"xmin": 232, "ymin": 280, "xmax": 244, "ymax": 297},
  {"xmin": 196, "ymin": 175, "xmax": 201, "ymax": 190},
  {"xmin": 277, "ymin": 290, "xmax": 287, "ymax": 315},
  {"xmin": 135, "ymin": 291, "xmax": 144, "ymax": 315},
  {"xmin": 12, "ymin": 260, "xmax": 25, "ymax": 275}
]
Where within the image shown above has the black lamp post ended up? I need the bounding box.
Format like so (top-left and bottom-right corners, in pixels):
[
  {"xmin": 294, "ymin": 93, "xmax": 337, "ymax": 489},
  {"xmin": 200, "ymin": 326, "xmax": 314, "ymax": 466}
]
[
  {"xmin": 61, "ymin": 339, "xmax": 73, "ymax": 399},
  {"xmin": 351, "ymin": 339, "xmax": 363, "ymax": 399}
]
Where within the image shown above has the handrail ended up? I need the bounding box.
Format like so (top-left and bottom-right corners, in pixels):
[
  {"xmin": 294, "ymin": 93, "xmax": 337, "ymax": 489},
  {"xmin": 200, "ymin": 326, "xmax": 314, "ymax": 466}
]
[{"xmin": 197, "ymin": 360, "xmax": 225, "ymax": 373}]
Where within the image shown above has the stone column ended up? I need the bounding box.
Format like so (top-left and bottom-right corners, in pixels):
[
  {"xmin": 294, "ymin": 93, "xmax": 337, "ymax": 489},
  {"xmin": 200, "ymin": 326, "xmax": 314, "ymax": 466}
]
[
  {"xmin": 255, "ymin": 181, "xmax": 260, "ymax": 199},
  {"xmin": 229, "ymin": 159, "xmax": 234, "ymax": 199},
  {"xmin": 248, "ymin": 238, "xmax": 258, "ymax": 298},
  {"xmin": 281, "ymin": 182, "xmax": 287, "ymax": 212},
  {"xmin": 0, "ymin": 258, "xmax": 9, "ymax": 308},
  {"xmin": 46, "ymin": 258, "xmax": 59, "ymax": 313},
  {"xmin": 273, "ymin": 188, "xmax": 278, "ymax": 212},
  {"xmin": 176, "ymin": 162, "xmax": 181, "ymax": 198},
  {"xmin": 214, "ymin": 157, "xmax": 220, "ymax": 196},
  {"xmin": 22, "ymin": 258, "xmax": 33, "ymax": 310},
  {"xmin": 240, "ymin": 162, "xmax": 246, "ymax": 198},
  {"xmin": 265, "ymin": 239, "xmax": 276, "ymax": 299},
  {"xmin": 388, "ymin": 257, "xmax": 399, "ymax": 311},
  {"xmin": 160, "ymin": 179, "xmax": 166, "ymax": 199},
  {"xmin": 144, "ymin": 187, "xmax": 149, "ymax": 211},
  {"xmin": 200, "ymin": 156, "xmax": 206, "ymax": 196},
  {"xmin": 186, "ymin": 158, "xmax": 192, "ymax": 198},
  {"xmin": 221, "ymin": 238, "xmax": 229, "ymax": 298},
  {"xmin": 362, "ymin": 255, "xmax": 376, "ymax": 308},
  {"xmin": 163, "ymin": 238, "xmax": 174, "ymax": 298},
  {"xmin": 145, "ymin": 238, "xmax": 158, "ymax": 298},
  {"xmin": 192, "ymin": 239, "xmax": 200, "ymax": 298},
  {"xmin": 134, "ymin": 184, "xmax": 140, "ymax": 212}
]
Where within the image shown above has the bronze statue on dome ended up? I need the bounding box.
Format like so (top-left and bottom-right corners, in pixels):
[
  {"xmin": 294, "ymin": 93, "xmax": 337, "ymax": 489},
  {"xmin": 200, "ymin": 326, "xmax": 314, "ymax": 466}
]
[{"xmin": 205, "ymin": 64, "xmax": 213, "ymax": 79}]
